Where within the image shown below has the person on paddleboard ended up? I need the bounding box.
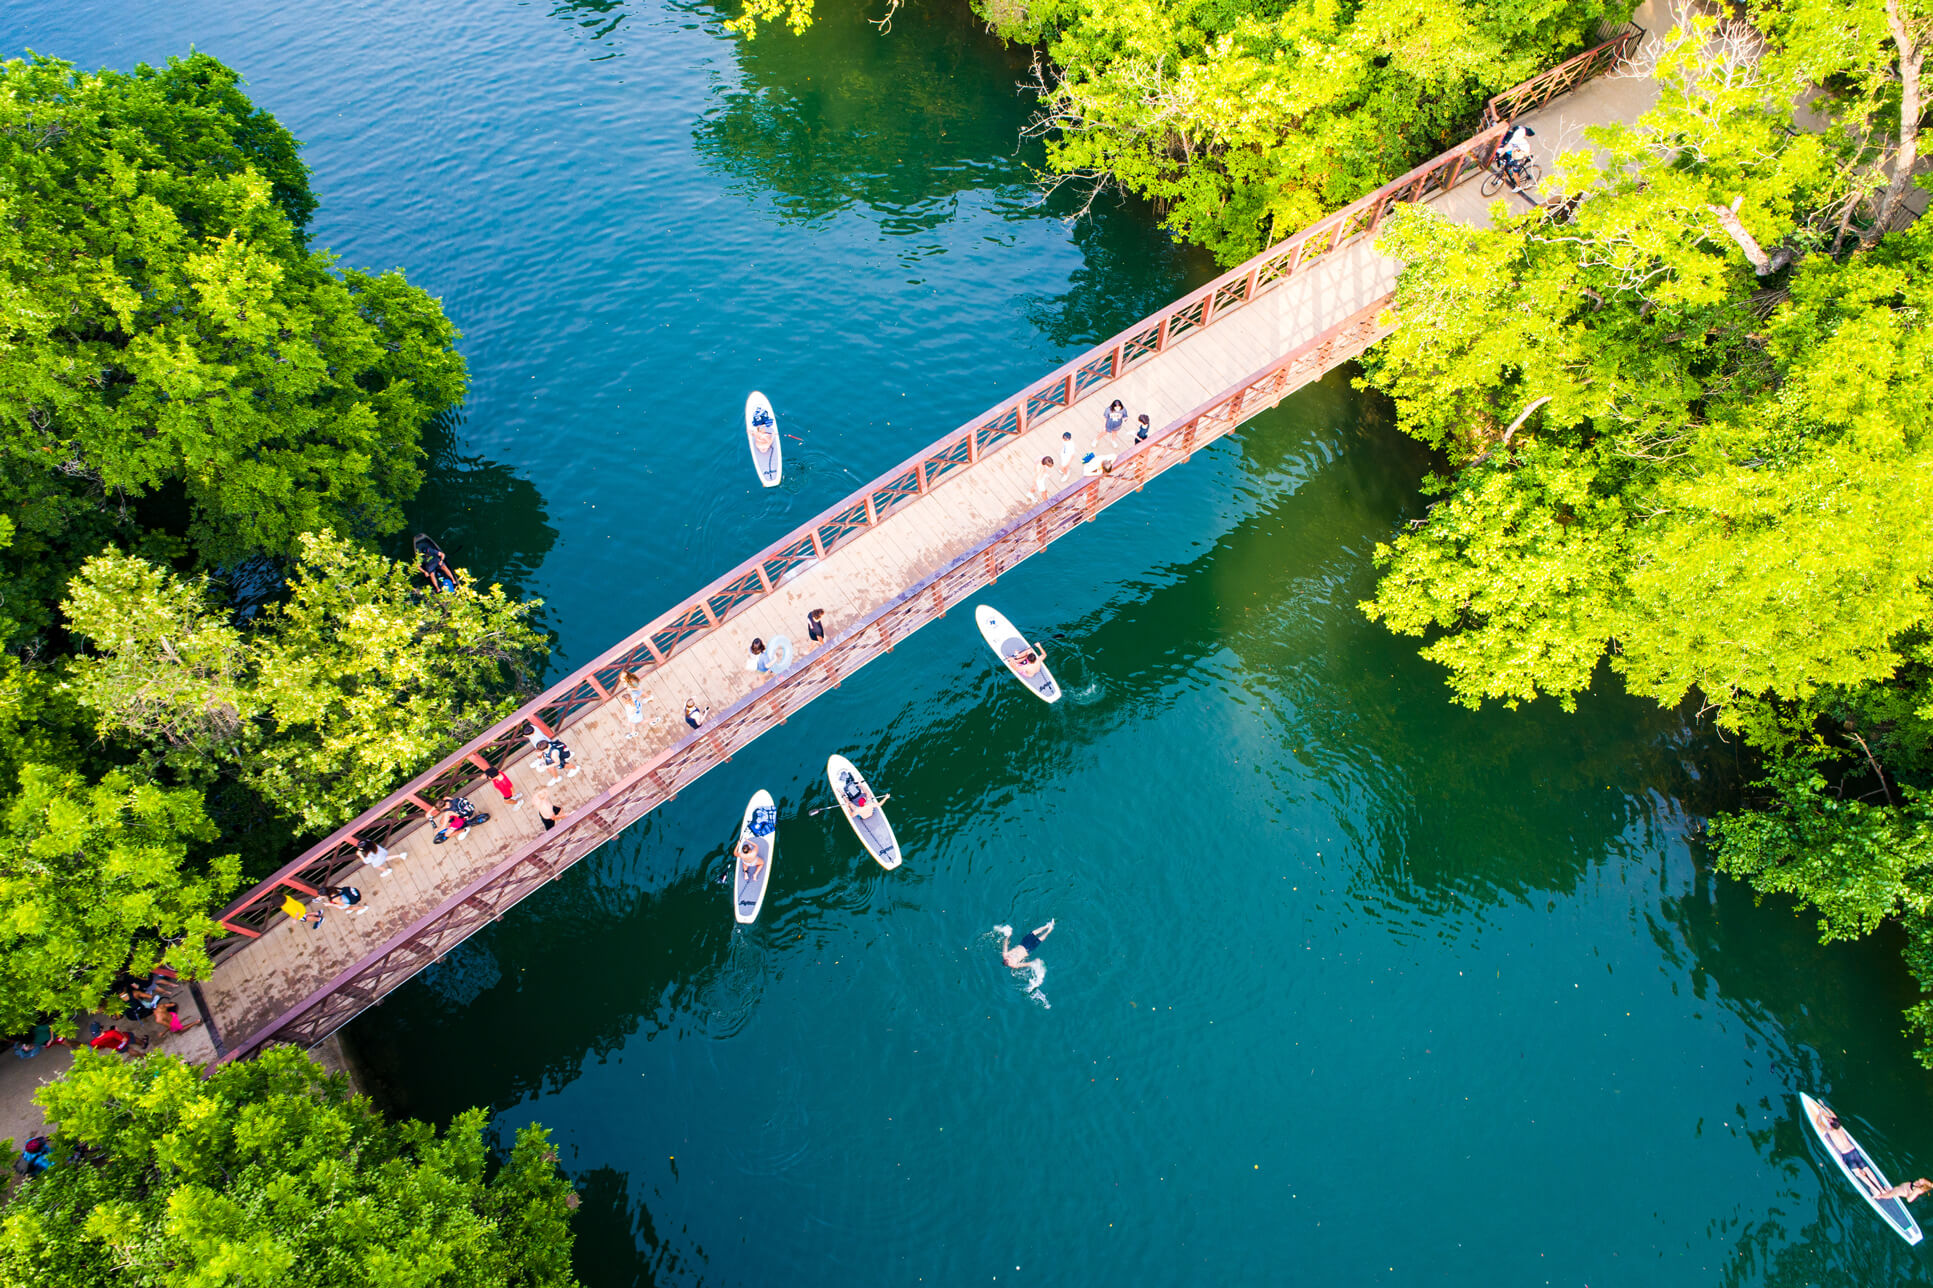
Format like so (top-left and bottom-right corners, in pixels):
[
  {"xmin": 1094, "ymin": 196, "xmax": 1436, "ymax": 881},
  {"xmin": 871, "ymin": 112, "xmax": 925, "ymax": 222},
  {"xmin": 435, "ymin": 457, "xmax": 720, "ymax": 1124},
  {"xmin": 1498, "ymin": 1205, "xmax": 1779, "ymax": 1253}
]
[
  {"xmin": 750, "ymin": 412, "xmax": 776, "ymax": 456},
  {"xmin": 1874, "ymin": 1178, "xmax": 1933, "ymax": 1203},
  {"xmin": 841, "ymin": 773, "xmax": 879, "ymax": 819},
  {"xmin": 737, "ymin": 839, "xmax": 765, "ymax": 884},
  {"xmin": 1812, "ymin": 1102, "xmax": 1892, "ymax": 1195},
  {"xmin": 1007, "ymin": 641, "xmax": 1047, "ymax": 679}
]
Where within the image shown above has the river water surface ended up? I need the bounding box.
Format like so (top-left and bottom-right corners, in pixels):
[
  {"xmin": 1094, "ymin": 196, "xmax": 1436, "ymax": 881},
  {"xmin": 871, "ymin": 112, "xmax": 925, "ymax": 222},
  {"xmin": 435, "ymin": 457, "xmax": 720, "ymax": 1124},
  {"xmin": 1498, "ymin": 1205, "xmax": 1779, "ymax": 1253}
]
[{"xmin": 9, "ymin": 1, "xmax": 1933, "ymax": 1284}]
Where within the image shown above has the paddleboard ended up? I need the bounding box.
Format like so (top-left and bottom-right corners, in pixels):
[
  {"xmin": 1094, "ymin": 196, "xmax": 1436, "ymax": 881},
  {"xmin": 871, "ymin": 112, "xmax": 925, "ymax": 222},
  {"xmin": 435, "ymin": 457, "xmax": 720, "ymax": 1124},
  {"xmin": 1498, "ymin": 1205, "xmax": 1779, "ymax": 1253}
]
[
  {"xmin": 827, "ymin": 753, "xmax": 900, "ymax": 870},
  {"xmin": 745, "ymin": 392, "xmax": 782, "ymax": 487},
  {"xmin": 975, "ymin": 605, "xmax": 1061, "ymax": 703},
  {"xmin": 1802, "ymin": 1093, "xmax": 1925, "ymax": 1244},
  {"xmin": 733, "ymin": 789, "xmax": 777, "ymax": 925}
]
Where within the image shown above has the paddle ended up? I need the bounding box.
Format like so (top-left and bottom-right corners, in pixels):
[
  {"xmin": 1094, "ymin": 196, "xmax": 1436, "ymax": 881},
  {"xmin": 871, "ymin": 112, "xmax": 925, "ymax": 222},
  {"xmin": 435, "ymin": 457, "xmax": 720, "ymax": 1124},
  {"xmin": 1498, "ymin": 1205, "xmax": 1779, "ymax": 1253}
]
[{"xmin": 807, "ymin": 792, "xmax": 891, "ymax": 818}]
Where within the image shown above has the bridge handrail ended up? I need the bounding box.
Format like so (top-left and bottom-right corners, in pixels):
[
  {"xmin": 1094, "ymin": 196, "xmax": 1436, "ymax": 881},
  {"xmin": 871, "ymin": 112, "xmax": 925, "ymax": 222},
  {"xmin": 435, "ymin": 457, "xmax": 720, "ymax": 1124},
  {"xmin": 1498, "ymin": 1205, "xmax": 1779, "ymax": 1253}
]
[
  {"xmin": 1483, "ymin": 21, "xmax": 1645, "ymax": 128},
  {"xmin": 223, "ymin": 294, "xmax": 1400, "ymax": 1060},
  {"xmin": 208, "ymin": 24, "xmax": 1643, "ymax": 951}
]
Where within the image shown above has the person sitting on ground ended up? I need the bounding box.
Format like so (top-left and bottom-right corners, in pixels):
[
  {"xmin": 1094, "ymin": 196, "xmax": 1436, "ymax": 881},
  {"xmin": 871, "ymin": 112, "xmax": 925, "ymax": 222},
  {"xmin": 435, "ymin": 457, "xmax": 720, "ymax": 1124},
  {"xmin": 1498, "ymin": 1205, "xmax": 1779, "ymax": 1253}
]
[
  {"xmin": 116, "ymin": 980, "xmax": 161, "ymax": 1022},
  {"xmin": 413, "ymin": 534, "xmax": 458, "ymax": 593},
  {"xmin": 88, "ymin": 1026, "xmax": 142, "ymax": 1054},
  {"xmin": 1872, "ymin": 1177, "xmax": 1933, "ymax": 1203},
  {"xmin": 998, "ymin": 919, "xmax": 1055, "ymax": 968},
  {"xmin": 14, "ymin": 1135, "xmax": 51, "ymax": 1175},
  {"xmin": 12, "ymin": 1023, "xmax": 56, "ymax": 1060},
  {"xmin": 1135, "ymin": 413, "xmax": 1152, "ymax": 443},
  {"xmin": 154, "ymin": 998, "xmax": 200, "ymax": 1035},
  {"xmin": 1007, "ymin": 642, "xmax": 1046, "ymax": 678},
  {"xmin": 737, "ymin": 839, "xmax": 765, "ymax": 884},
  {"xmin": 746, "ymin": 638, "xmax": 770, "ymax": 673},
  {"xmin": 685, "ymin": 698, "xmax": 708, "ymax": 730}
]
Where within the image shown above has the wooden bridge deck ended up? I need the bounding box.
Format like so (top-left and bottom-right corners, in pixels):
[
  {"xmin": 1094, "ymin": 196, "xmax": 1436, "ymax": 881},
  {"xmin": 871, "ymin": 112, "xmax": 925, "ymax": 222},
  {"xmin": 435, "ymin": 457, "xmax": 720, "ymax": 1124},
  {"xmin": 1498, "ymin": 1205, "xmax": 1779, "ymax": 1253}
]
[{"xmin": 186, "ymin": 35, "xmax": 1657, "ymax": 1060}]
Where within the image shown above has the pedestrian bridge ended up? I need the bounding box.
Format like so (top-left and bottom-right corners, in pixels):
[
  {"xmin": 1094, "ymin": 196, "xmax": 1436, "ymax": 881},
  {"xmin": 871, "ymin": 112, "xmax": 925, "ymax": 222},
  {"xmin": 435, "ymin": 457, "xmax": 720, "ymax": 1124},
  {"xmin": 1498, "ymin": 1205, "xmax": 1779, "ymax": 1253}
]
[{"xmin": 185, "ymin": 27, "xmax": 1651, "ymax": 1061}]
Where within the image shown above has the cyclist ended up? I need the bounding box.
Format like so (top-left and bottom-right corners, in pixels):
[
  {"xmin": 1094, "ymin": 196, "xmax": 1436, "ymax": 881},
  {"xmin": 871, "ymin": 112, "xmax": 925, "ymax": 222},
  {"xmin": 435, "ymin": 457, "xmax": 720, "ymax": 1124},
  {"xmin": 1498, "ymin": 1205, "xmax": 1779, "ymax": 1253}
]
[{"xmin": 1496, "ymin": 123, "xmax": 1536, "ymax": 188}]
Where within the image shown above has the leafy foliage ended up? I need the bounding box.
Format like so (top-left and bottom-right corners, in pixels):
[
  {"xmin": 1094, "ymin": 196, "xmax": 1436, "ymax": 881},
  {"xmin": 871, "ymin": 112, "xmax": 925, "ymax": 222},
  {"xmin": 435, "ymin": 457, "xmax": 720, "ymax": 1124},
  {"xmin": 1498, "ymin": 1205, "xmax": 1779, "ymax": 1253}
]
[
  {"xmin": 1007, "ymin": 0, "xmax": 1630, "ymax": 263},
  {"xmin": 64, "ymin": 532, "xmax": 548, "ymax": 834},
  {"xmin": 0, "ymin": 762, "xmax": 236, "ymax": 1038},
  {"xmin": 1360, "ymin": 2, "xmax": 1933, "ymax": 1059},
  {"xmin": 0, "ymin": 51, "xmax": 466, "ymax": 643},
  {"xmin": 0, "ymin": 1046, "xmax": 580, "ymax": 1287}
]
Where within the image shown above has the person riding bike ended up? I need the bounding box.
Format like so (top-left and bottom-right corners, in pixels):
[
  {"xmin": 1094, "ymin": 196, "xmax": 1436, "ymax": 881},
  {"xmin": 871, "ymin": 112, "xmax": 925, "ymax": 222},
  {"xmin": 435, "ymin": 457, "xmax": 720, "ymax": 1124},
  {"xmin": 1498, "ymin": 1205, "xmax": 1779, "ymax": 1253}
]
[{"xmin": 1496, "ymin": 123, "xmax": 1536, "ymax": 187}]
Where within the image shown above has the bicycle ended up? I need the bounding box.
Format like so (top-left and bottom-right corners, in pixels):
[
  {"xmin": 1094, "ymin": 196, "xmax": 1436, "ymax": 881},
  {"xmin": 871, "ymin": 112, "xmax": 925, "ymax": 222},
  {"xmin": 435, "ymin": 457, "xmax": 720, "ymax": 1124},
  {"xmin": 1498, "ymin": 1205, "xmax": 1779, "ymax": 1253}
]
[{"xmin": 1480, "ymin": 153, "xmax": 1542, "ymax": 198}]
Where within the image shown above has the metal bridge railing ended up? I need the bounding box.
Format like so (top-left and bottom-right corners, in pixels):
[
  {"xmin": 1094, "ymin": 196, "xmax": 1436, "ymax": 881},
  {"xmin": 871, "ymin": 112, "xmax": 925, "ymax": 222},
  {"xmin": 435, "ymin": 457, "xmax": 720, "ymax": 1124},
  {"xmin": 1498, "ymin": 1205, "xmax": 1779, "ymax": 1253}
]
[{"xmin": 206, "ymin": 21, "xmax": 1646, "ymax": 973}]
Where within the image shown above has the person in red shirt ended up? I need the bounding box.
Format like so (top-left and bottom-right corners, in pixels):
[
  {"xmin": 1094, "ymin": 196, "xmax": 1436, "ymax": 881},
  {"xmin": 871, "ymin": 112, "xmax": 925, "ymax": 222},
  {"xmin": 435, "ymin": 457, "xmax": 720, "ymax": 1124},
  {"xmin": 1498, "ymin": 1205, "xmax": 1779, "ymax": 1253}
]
[{"xmin": 88, "ymin": 1027, "xmax": 143, "ymax": 1053}]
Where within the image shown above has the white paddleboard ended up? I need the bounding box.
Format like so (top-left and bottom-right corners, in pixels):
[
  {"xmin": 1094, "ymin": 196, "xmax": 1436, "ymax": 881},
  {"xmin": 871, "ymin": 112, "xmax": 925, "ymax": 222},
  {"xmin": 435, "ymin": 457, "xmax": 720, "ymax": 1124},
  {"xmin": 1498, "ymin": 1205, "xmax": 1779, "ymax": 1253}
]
[
  {"xmin": 745, "ymin": 391, "xmax": 782, "ymax": 487},
  {"xmin": 1802, "ymin": 1093, "xmax": 1924, "ymax": 1244},
  {"xmin": 827, "ymin": 753, "xmax": 899, "ymax": 870},
  {"xmin": 733, "ymin": 789, "xmax": 777, "ymax": 924},
  {"xmin": 975, "ymin": 605, "xmax": 1060, "ymax": 703}
]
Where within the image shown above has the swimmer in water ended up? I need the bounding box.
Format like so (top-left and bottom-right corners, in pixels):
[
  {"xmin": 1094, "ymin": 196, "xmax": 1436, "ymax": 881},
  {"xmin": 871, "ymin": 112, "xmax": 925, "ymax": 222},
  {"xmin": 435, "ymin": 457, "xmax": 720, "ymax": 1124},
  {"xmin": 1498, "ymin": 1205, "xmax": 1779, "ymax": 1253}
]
[
  {"xmin": 999, "ymin": 920, "xmax": 1055, "ymax": 967},
  {"xmin": 994, "ymin": 919, "xmax": 1055, "ymax": 1007}
]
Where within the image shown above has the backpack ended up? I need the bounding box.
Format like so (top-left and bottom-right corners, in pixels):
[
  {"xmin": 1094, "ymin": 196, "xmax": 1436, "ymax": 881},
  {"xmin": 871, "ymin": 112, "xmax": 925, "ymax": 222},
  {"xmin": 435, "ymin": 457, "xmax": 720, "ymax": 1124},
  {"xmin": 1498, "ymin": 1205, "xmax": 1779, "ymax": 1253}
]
[{"xmin": 748, "ymin": 806, "xmax": 777, "ymax": 837}]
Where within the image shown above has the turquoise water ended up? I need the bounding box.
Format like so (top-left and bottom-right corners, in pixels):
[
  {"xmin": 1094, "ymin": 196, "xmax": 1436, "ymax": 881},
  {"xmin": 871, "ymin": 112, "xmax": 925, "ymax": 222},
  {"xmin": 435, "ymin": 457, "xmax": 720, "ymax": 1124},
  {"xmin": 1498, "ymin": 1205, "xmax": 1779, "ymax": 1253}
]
[{"xmin": 10, "ymin": 1, "xmax": 1933, "ymax": 1283}]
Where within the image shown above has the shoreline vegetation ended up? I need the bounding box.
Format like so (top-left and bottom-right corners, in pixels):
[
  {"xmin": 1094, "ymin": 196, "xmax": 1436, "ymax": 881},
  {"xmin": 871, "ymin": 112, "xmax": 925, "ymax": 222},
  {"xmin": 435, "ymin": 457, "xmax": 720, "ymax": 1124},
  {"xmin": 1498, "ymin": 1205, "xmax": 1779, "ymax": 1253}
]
[{"xmin": 0, "ymin": 51, "xmax": 577, "ymax": 1284}]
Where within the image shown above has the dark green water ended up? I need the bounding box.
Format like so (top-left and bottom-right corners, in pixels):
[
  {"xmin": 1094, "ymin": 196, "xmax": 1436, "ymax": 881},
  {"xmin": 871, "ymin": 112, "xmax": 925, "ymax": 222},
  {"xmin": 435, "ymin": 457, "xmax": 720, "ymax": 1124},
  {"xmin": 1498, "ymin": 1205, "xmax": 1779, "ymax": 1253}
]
[{"xmin": 12, "ymin": 1, "xmax": 1933, "ymax": 1283}]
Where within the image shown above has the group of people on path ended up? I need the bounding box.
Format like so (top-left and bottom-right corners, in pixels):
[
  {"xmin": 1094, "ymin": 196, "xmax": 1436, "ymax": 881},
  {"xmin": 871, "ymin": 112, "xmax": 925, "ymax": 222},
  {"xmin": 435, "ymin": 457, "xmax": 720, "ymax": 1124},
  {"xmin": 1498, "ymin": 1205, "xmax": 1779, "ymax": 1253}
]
[{"xmin": 1032, "ymin": 398, "xmax": 1154, "ymax": 499}]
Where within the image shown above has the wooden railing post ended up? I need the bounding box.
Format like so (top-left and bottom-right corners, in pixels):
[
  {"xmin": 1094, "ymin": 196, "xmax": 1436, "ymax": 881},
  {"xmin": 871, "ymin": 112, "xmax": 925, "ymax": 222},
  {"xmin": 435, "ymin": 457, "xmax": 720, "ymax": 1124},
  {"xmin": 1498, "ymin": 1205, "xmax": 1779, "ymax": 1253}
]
[{"xmin": 755, "ymin": 563, "xmax": 773, "ymax": 593}]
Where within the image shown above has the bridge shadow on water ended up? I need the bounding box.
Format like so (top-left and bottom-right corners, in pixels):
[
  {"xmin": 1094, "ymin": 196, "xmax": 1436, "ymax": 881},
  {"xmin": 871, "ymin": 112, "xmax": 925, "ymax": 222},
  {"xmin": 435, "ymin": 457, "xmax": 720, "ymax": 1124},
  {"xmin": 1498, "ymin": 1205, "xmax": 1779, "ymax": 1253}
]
[{"xmin": 338, "ymin": 368, "xmax": 1933, "ymax": 1287}]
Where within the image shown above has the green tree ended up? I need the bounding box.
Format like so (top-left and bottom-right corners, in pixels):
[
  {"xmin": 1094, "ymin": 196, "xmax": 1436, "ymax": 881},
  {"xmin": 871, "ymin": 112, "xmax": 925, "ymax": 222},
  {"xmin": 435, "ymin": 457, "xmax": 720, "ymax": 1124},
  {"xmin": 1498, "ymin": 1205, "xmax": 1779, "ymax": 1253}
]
[
  {"xmin": 1011, "ymin": 0, "xmax": 1629, "ymax": 263},
  {"xmin": 64, "ymin": 533, "xmax": 549, "ymax": 835},
  {"xmin": 1358, "ymin": 17, "xmax": 1931, "ymax": 712},
  {"xmin": 0, "ymin": 1046, "xmax": 580, "ymax": 1287},
  {"xmin": 0, "ymin": 51, "xmax": 466, "ymax": 642},
  {"xmin": 0, "ymin": 763, "xmax": 236, "ymax": 1038},
  {"xmin": 1358, "ymin": 2, "xmax": 1933, "ymax": 1061}
]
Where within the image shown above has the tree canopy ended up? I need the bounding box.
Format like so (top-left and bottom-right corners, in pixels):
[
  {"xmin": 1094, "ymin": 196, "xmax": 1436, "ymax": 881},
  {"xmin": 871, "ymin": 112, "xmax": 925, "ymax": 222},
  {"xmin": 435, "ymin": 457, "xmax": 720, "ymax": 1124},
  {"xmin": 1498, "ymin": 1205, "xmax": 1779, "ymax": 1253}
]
[
  {"xmin": 0, "ymin": 51, "xmax": 466, "ymax": 644},
  {"xmin": 64, "ymin": 533, "xmax": 548, "ymax": 834},
  {"xmin": 730, "ymin": 0, "xmax": 1631, "ymax": 263},
  {"xmin": 1358, "ymin": 0, "xmax": 1933, "ymax": 1055},
  {"xmin": 0, "ymin": 50, "xmax": 532, "ymax": 1038},
  {"xmin": 0, "ymin": 1046, "xmax": 580, "ymax": 1287}
]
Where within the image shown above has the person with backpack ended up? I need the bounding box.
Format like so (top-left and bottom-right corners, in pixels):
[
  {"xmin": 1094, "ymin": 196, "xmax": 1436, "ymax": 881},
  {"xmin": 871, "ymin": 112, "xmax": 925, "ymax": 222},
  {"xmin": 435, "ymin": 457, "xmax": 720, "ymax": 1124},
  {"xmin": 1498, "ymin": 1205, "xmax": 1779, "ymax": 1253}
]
[
  {"xmin": 1496, "ymin": 122, "xmax": 1536, "ymax": 187},
  {"xmin": 527, "ymin": 723, "xmax": 577, "ymax": 782}
]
